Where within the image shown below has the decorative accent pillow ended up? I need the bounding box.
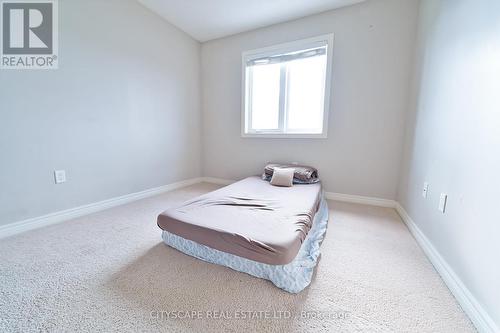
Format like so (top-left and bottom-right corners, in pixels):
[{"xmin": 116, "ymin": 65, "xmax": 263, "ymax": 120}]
[{"xmin": 270, "ymin": 168, "xmax": 295, "ymax": 187}]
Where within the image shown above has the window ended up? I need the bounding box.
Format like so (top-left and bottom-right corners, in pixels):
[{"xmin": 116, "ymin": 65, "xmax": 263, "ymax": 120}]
[{"xmin": 242, "ymin": 34, "xmax": 334, "ymax": 138}]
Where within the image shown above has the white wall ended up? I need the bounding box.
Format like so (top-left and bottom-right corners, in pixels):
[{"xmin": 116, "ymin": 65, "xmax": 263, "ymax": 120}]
[
  {"xmin": 0, "ymin": 0, "xmax": 202, "ymax": 225},
  {"xmin": 398, "ymin": 0, "xmax": 500, "ymax": 329},
  {"xmin": 200, "ymin": 0, "xmax": 419, "ymax": 199}
]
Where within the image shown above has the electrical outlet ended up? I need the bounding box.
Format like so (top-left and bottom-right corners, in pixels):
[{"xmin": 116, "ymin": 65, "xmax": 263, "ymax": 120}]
[
  {"xmin": 422, "ymin": 182, "xmax": 429, "ymax": 198},
  {"xmin": 438, "ymin": 193, "xmax": 447, "ymax": 213},
  {"xmin": 54, "ymin": 170, "xmax": 66, "ymax": 184}
]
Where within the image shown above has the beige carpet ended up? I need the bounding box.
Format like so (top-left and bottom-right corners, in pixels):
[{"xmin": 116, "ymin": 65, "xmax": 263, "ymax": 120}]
[{"xmin": 0, "ymin": 183, "xmax": 475, "ymax": 332}]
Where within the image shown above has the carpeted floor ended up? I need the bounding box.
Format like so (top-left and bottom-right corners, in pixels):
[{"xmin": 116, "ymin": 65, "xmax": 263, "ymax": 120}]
[{"xmin": 0, "ymin": 183, "xmax": 475, "ymax": 332}]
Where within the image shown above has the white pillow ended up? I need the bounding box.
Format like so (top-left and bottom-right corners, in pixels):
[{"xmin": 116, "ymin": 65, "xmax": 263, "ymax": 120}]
[{"xmin": 270, "ymin": 167, "xmax": 294, "ymax": 187}]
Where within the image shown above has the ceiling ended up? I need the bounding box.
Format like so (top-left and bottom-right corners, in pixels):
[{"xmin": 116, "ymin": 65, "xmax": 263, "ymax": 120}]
[{"xmin": 138, "ymin": 0, "xmax": 366, "ymax": 42}]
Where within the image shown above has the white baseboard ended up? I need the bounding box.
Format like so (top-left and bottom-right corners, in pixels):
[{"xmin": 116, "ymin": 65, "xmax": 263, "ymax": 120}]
[
  {"xmin": 1, "ymin": 176, "xmax": 395, "ymax": 240},
  {"xmin": 395, "ymin": 203, "xmax": 498, "ymax": 333},
  {"xmin": 0, "ymin": 177, "xmax": 203, "ymax": 239},
  {"xmin": 324, "ymin": 192, "xmax": 397, "ymax": 208}
]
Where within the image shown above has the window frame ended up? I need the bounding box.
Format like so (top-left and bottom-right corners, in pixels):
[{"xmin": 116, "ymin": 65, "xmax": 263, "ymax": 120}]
[{"xmin": 241, "ymin": 33, "xmax": 334, "ymax": 139}]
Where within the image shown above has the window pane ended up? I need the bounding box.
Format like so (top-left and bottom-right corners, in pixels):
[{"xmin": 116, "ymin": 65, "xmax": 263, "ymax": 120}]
[
  {"xmin": 286, "ymin": 55, "xmax": 327, "ymax": 132},
  {"xmin": 250, "ymin": 63, "xmax": 281, "ymax": 130}
]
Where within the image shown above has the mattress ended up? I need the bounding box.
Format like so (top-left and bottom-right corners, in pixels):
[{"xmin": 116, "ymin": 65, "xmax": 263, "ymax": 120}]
[
  {"xmin": 161, "ymin": 196, "xmax": 329, "ymax": 293},
  {"xmin": 157, "ymin": 176, "xmax": 322, "ymax": 265}
]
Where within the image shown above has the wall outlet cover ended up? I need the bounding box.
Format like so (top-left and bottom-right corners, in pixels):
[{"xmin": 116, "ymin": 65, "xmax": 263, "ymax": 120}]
[{"xmin": 54, "ymin": 170, "xmax": 66, "ymax": 184}]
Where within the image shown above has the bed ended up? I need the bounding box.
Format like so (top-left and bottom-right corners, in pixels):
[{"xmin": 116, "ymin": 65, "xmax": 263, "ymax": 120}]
[{"xmin": 157, "ymin": 176, "xmax": 329, "ymax": 293}]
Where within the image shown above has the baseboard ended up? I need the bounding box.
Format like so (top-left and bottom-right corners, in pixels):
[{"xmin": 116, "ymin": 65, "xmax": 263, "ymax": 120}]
[
  {"xmin": 3, "ymin": 175, "xmax": 399, "ymax": 239},
  {"xmin": 0, "ymin": 176, "xmax": 396, "ymax": 240},
  {"xmin": 395, "ymin": 203, "xmax": 498, "ymax": 333},
  {"xmin": 0, "ymin": 177, "xmax": 203, "ymax": 239},
  {"xmin": 324, "ymin": 192, "xmax": 397, "ymax": 208}
]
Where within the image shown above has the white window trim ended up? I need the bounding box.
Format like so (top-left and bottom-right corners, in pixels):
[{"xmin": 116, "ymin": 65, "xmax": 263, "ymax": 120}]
[{"xmin": 241, "ymin": 33, "xmax": 334, "ymax": 139}]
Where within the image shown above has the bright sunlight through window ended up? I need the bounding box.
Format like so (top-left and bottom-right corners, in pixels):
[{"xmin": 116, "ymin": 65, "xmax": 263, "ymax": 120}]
[{"xmin": 242, "ymin": 34, "xmax": 333, "ymax": 138}]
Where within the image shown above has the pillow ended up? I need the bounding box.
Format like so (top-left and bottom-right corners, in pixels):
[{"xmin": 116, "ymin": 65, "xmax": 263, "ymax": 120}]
[
  {"xmin": 263, "ymin": 163, "xmax": 320, "ymax": 184},
  {"xmin": 270, "ymin": 168, "xmax": 295, "ymax": 187}
]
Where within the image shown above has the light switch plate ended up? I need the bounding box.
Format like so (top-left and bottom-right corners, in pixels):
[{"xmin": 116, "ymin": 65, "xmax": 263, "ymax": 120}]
[
  {"xmin": 438, "ymin": 193, "xmax": 447, "ymax": 213},
  {"xmin": 54, "ymin": 170, "xmax": 66, "ymax": 184}
]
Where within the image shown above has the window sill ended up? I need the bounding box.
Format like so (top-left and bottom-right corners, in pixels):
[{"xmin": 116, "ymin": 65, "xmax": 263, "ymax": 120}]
[{"xmin": 241, "ymin": 132, "xmax": 328, "ymax": 139}]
